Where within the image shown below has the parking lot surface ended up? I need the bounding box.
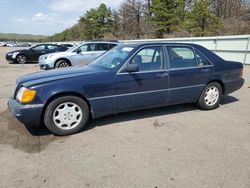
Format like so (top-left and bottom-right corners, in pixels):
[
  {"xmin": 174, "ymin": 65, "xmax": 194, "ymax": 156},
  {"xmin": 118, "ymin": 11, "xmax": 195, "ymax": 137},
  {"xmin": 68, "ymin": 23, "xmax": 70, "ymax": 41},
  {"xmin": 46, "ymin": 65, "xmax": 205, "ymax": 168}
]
[{"xmin": 0, "ymin": 47, "xmax": 250, "ymax": 188}]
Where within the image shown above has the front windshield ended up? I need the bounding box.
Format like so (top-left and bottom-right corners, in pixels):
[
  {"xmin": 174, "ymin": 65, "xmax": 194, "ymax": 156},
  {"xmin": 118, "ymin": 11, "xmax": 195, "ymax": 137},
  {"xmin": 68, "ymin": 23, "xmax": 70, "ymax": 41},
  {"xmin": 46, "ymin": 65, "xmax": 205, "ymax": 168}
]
[{"xmin": 90, "ymin": 46, "xmax": 134, "ymax": 69}]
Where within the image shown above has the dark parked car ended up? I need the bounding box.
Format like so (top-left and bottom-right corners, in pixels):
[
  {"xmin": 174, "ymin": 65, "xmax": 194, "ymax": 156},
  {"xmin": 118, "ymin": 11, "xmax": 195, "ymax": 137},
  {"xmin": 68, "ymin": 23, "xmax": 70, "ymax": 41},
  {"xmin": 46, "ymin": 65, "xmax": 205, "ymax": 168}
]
[
  {"xmin": 59, "ymin": 43, "xmax": 74, "ymax": 49},
  {"xmin": 5, "ymin": 44, "xmax": 68, "ymax": 64},
  {"xmin": 8, "ymin": 43, "xmax": 244, "ymax": 135}
]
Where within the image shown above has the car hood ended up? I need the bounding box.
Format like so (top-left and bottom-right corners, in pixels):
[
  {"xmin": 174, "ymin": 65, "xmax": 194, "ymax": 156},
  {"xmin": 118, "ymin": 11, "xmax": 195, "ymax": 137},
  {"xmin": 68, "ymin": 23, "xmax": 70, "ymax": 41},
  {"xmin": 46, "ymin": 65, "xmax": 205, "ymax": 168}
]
[
  {"xmin": 41, "ymin": 51, "xmax": 72, "ymax": 58},
  {"xmin": 18, "ymin": 65, "xmax": 103, "ymax": 87},
  {"xmin": 7, "ymin": 49, "xmax": 29, "ymax": 54}
]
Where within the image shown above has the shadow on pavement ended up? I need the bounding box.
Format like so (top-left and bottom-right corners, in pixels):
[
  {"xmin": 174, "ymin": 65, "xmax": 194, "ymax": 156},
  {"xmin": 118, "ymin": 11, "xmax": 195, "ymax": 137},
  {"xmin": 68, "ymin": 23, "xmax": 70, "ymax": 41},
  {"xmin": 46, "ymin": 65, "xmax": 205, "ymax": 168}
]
[
  {"xmin": 85, "ymin": 104, "xmax": 197, "ymax": 131},
  {"xmin": 221, "ymin": 95, "xmax": 239, "ymax": 105},
  {"xmin": 1, "ymin": 95, "xmax": 239, "ymax": 139},
  {"xmin": 85, "ymin": 95, "xmax": 239, "ymax": 131}
]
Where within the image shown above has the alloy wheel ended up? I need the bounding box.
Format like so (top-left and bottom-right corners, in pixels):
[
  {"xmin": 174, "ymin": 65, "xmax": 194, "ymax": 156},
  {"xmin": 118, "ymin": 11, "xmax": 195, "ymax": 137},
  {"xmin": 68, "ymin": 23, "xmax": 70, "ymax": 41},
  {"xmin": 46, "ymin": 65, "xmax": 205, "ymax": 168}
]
[
  {"xmin": 204, "ymin": 86, "xmax": 219, "ymax": 106},
  {"xmin": 53, "ymin": 102, "xmax": 83, "ymax": 130}
]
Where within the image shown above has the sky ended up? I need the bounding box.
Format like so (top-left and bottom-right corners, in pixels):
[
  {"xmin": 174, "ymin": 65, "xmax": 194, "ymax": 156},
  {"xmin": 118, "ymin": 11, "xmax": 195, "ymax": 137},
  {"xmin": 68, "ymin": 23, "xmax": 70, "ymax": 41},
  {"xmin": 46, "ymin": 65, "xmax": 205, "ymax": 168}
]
[{"xmin": 0, "ymin": 0, "xmax": 124, "ymax": 35}]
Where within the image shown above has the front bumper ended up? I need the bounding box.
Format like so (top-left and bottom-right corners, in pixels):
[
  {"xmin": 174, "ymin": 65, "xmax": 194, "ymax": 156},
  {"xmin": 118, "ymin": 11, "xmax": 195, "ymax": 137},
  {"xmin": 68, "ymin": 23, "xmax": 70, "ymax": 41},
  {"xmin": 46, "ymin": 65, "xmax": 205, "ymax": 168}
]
[
  {"xmin": 8, "ymin": 97, "xmax": 44, "ymax": 127},
  {"xmin": 38, "ymin": 58, "xmax": 54, "ymax": 70},
  {"xmin": 5, "ymin": 55, "xmax": 15, "ymax": 62}
]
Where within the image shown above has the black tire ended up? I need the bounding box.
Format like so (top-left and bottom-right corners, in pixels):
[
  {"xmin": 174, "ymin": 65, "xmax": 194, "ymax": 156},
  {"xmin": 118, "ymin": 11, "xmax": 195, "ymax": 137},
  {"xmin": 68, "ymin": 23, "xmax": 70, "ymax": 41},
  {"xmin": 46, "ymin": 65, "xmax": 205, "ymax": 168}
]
[
  {"xmin": 16, "ymin": 54, "xmax": 27, "ymax": 64},
  {"xmin": 55, "ymin": 59, "xmax": 71, "ymax": 68},
  {"xmin": 44, "ymin": 96, "xmax": 89, "ymax": 136},
  {"xmin": 197, "ymin": 82, "xmax": 222, "ymax": 110}
]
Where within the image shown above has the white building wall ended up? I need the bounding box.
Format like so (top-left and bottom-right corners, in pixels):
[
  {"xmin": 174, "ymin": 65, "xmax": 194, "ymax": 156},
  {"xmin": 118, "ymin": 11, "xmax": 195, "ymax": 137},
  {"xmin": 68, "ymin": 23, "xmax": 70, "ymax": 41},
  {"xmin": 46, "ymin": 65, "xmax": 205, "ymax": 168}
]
[{"xmin": 121, "ymin": 35, "xmax": 250, "ymax": 64}]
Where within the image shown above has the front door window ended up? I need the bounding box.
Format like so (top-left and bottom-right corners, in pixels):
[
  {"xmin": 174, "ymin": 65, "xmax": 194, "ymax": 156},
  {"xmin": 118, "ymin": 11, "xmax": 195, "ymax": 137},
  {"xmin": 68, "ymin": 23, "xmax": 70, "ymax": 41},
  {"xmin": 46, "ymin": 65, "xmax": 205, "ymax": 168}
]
[{"xmin": 130, "ymin": 46, "xmax": 163, "ymax": 71}]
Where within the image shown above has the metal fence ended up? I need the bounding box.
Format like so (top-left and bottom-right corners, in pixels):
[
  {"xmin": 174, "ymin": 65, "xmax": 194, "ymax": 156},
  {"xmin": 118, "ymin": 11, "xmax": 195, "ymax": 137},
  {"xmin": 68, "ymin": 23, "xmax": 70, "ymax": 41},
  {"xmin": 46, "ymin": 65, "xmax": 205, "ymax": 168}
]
[{"xmin": 121, "ymin": 35, "xmax": 250, "ymax": 65}]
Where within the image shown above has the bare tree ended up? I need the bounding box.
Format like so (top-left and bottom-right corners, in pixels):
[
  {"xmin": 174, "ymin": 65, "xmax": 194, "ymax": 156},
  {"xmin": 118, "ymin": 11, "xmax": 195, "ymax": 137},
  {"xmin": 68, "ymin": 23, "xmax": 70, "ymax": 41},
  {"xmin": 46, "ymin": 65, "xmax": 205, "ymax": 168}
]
[
  {"xmin": 118, "ymin": 0, "xmax": 147, "ymax": 39},
  {"xmin": 211, "ymin": 0, "xmax": 248, "ymax": 18}
]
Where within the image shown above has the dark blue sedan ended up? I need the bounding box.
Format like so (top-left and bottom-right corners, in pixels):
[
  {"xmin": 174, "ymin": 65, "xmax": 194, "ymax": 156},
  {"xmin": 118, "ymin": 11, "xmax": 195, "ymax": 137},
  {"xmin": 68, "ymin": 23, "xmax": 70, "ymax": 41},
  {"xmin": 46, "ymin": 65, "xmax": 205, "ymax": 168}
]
[{"xmin": 8, "ymin": 43, "xmax": 244, "ymax": 135}]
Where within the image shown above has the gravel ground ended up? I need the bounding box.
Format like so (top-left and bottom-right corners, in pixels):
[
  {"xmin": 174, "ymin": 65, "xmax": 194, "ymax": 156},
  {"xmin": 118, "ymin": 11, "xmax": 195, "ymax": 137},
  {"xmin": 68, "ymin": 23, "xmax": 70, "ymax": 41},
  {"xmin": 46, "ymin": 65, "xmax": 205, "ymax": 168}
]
[{"xmin": 0, "ymin": 47, "xmax": 250, "ymax": 188}]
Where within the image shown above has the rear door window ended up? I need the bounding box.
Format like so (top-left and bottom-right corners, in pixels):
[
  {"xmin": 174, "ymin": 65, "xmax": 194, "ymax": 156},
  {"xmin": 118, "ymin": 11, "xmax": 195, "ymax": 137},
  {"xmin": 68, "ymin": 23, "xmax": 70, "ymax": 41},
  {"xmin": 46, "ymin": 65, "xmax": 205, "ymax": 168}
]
[
  {"xmin": 168, "ymin": 47, "xmax": 197, "ymax": 69},
  {"xmin": 78, "ymin": 44, "xmax": 95, "ymax": 52},
  {"xmin": 195, "ymin": 50, "xmax": 212, "ymax": 67},
  {"xmin": 32, "ymin": 45, "xmax": 46, "ymax": 51},
  {"xmin": 109, "ymin": 43, "xmax": 118, "ymax": 49},
  {"xmin": 47, "ymin": 45, "xmax": 58, "ymax": 50},
  {"xmin": 96, "ymin": 43, "xmax": 109, "ymax": 51}
]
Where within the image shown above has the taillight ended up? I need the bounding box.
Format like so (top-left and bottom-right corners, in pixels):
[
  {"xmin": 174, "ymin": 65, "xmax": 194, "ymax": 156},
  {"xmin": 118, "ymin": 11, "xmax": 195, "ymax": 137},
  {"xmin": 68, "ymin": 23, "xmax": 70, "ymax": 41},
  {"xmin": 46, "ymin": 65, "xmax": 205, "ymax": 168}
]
[{"xmin": 240, "ymin": 68, "xmax": 243, "ymax": 78}]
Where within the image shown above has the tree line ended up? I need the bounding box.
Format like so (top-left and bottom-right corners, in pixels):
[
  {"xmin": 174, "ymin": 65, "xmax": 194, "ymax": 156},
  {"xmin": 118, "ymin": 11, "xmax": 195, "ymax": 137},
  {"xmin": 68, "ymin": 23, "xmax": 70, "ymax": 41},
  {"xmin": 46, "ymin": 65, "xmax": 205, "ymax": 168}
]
[{"xmin": 47, "ymin": 0, "xmax": 250, "ymax": 41}]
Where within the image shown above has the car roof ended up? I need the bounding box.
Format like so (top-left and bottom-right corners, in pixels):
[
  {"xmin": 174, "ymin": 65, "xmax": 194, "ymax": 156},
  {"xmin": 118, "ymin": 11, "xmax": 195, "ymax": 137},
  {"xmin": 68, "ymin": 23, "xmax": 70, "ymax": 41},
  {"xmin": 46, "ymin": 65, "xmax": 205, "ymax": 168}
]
[
  {"xmin": 34, "ymin": 43, "xmax": 61, "ymax": 46},
  {"xmin": 83, "ymin": 41, "xmax": 119, "ymax": 44},
  {"xmin": 122, "ymin": 42, "xmax": 201, "ymax": 48},
  {"xmin": 118, "ymin": 42, "xmax": 223, "ymax": 63}
]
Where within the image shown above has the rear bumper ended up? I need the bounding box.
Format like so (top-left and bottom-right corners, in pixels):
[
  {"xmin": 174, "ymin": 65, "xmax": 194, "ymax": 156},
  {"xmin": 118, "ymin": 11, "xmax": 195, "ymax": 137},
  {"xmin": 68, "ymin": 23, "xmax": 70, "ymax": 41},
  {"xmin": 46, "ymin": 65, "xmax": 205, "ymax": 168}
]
[
  {"xmin": 224, "ymin": 78, "xmax": 245, "ymax": 95},
  {"xmin": 8, "ymin": 97, "xmax": 44, "ymax": 127}
]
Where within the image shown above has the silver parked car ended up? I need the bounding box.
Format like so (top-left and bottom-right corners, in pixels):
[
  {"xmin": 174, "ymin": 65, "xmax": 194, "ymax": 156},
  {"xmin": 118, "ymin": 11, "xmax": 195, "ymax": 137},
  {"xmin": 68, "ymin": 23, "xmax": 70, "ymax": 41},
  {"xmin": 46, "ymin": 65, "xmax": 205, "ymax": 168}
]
[{"xmin": 38, "ymin": 41, "xmax": 119, "ymax": 70}]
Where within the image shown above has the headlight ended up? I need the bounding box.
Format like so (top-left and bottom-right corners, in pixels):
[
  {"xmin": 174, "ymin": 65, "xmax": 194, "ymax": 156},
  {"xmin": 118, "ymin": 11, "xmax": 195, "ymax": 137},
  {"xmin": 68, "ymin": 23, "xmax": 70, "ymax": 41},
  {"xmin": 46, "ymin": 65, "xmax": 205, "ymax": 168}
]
[
  {"xmin": 8, "ymin": 52, "xmax": 13, "ymax": 56},
  {"xmin": 12, "ymin": 52, "xmax": 19, "ymax": 59},
  {"xmin": 16, "ymin": 87, "xmax": 36, "ymax": 103},
  {"xmin": 45, "ymin": 54, "xmax": 54, "ymax": 59}
]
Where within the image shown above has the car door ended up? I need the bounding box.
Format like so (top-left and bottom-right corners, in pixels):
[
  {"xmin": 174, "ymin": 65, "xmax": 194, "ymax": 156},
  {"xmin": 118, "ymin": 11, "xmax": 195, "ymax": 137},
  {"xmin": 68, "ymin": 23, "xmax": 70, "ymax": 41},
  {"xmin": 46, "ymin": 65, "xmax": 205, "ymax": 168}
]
[
  {"xmin": 30, "ymin": 44, "xmax": 47, "ymax": 61},
  {"xmin": 46, "ymin": 44, "xmax": 61, "ymax": 53},
  {"xmin": 167, "ymin": 46, "xmax": 214, "ymax": 104},
  {"xmin": 71, "ymin": 43, "xmax": 96, "ymax": 65},
  {"xmin": 114, "ymin": 45, "xmax": 169, "ymax": 113},
  {"xmin": 94, "ymin": 43, "xmax": 109, "ymax": 58}
]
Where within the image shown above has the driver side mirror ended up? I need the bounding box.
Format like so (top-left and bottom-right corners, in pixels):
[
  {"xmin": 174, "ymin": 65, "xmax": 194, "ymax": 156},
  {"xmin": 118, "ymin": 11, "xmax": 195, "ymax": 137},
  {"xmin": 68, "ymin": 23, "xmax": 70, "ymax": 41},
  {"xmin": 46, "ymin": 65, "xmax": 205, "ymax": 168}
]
[
  {"xmin": 123, "ymin": 63, "xmax": 139, "ymax": 73},
  {"xmin": 76, "ymin": 48, "xmax": 81, "ymax": 54}
]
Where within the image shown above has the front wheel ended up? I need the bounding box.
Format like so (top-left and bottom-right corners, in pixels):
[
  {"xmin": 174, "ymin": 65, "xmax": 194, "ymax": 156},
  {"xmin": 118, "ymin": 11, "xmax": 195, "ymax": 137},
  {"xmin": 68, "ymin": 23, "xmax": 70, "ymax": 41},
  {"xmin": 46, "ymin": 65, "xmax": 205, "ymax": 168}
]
[
  {"xmin": 55, "ymin": 60, "xmax": 71, "ymax": 68},
  {"xmin": 197, "ymin": 82, "xmax": 222, "ymax": 110},
  {"xmin": 44, "ymin": 96, "xmax": 89, "ymax": 135},
  {"xmin": 16, "ymin": 55, "xmax": 27, "ymax": 64}
]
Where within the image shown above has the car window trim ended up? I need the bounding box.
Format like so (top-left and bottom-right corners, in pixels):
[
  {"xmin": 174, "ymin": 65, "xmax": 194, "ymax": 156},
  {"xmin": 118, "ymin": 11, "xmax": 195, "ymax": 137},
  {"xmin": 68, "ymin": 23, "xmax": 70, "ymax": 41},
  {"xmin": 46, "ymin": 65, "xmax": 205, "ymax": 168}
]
[
  {"xmin": 166, "ymin": 45, "xmax": 214, "ymax": 70},
  {"xmin": 167, "ymin": 45, "xmax": 197, "ymax": 68},
  {"xmin": 47, "ymin": 44, "xmax": 58, "ymax": 50},
  {"xmin": 32, "ymin": 44, "xmax": 45, "ymax": 51},
  {"xmin": 194, "ymin": 48, "xmax": 214, "ymax": 67},
  {"xmin": 117, "ymin": 44, "xmax": 167, "ymax": 75},
  {"xmin": 170, "ymin": 65, "xmax": 214, "ymax": 71},
  {"xmin": 72, "ymin": 42, "xmax": 118, "ymax": 53}
]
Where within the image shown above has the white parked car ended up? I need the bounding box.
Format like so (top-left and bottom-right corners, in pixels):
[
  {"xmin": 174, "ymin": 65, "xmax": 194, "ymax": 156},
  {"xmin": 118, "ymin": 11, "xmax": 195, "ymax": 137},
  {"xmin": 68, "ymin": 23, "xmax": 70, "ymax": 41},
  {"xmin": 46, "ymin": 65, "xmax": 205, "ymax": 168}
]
[
  {"xmin": 0, "ymin": 42, "xmax": 6, "ymax": 47},
  {"xmin": 38, "ymin": 41, "xmax": 119, "ymax": 70}
]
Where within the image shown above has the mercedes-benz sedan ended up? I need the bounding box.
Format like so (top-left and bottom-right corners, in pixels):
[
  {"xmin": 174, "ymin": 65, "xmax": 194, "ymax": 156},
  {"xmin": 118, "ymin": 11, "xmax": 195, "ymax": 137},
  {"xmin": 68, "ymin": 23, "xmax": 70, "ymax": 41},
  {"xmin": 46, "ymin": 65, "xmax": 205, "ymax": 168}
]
[{"xmin": 8, "ymin": 43, "xmax": 244, "ymax": 135}]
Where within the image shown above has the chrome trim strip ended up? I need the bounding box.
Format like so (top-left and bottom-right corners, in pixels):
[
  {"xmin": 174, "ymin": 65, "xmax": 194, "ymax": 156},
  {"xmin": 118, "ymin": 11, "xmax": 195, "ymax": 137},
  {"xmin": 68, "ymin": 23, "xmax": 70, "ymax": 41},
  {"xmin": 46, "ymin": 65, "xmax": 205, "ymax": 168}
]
[
  {"xmin": 117, "ymin": 70, "xmax": 167, "ymax": 75},
  {"xmin": 89, "ymin": 84, "xmax": 205, "ymax": 100},
  {"xmin": 170, "ymin": 65, "xmax": 213, "ymax": 71},
  {"xmin": 21, "ymin": 104, "xmax": 44, "ymax": 109},
  {"xmin": 168, "ymin": 84, "xmax": 204, "ymax": 91}
]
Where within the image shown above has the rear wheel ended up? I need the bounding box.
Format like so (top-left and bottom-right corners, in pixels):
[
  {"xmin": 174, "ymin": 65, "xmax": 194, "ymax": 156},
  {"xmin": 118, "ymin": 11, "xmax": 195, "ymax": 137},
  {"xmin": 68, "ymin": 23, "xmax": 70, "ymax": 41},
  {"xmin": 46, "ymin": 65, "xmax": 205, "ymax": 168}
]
[
  {"xmin": 44, "ymin": 96, "xmax": 89, "ymax": 135},
  {"xmin": 197, "ymin": 82, "xmax": 222, "ymax": 110},
  {"xmin": 55, "ymin": 59, "xmax": 71, "ymax": 68},
  {"xmin": 16, "ymin": 55, "xmax": 27, "ymax": 64}
]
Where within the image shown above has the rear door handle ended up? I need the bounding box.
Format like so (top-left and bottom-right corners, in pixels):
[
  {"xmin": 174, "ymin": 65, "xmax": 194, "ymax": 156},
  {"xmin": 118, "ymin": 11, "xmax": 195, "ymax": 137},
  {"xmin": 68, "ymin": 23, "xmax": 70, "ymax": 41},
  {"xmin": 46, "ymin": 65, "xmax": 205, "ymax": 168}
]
[
  {"xmin": 201, "ymin": 68, "xmax": 210, "ymax": 73},
  {"xmin": 156, "ymin": 72, "xmax": 169, "ymax": 78}
]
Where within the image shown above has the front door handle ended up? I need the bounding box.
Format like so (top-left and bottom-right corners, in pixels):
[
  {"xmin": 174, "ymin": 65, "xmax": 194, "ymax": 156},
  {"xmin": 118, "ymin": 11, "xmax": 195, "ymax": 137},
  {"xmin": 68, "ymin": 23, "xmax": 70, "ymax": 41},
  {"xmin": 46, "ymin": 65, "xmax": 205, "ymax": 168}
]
[
  {"xmin": 156, "ymin": 72, "xmax": 169, "ymax": 78},
  {"xmin": 201, "ymin": 68, "xmax": 210, "ymax": 73}
]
